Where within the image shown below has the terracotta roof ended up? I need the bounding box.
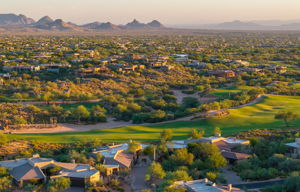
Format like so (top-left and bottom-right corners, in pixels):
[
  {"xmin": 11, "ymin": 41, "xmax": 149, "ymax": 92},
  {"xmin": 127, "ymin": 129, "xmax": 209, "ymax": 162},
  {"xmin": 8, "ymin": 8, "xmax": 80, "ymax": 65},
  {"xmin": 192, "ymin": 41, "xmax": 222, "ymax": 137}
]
[{"xmin": 221, "ymin": 151, "xmax": 250, "ymax": 160}]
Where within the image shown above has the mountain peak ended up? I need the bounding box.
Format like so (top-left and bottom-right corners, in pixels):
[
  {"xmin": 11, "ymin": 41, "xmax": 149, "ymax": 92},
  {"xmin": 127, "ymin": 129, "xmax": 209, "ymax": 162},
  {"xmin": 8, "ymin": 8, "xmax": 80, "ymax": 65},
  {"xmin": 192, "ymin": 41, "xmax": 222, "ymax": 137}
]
[
  {"xmin": 0, "ymin": 13, "xmax": 35, "ymax": 26},
  {"xmin": 148, "ymin": 20, "xmax": 165, "ymax": 28},
  {"xmin": 36, "ymin": 16, "xmax": 53, "ymax": 25}
]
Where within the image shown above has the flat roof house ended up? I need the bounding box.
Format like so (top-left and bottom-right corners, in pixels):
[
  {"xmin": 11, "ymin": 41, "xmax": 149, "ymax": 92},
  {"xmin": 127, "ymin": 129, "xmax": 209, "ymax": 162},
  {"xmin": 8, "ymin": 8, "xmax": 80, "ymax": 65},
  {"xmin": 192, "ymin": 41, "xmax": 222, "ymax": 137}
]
[
  {"xmin": 173, "ymin": 179, "xmax": 244, "ymax": 192},
  {"xmin": 285, "ymin": 138, "xmax": 300, "ymax": 159}
]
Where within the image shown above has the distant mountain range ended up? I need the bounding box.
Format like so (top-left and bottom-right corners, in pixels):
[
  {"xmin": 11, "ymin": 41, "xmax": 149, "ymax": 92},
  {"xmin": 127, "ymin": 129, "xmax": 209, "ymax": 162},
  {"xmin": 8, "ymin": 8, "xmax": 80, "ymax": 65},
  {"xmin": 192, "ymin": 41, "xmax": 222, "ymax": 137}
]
[
  {"xmin": 184, "ymin": 20, "xmax": 300, "ymax": 30},
  {"xmin": 0, "ymin": 13, "xmax": 166, "ymax": 31},
  {"xmin": 0, "ymin": 13, "xmax": 300, "ymax": 31}
]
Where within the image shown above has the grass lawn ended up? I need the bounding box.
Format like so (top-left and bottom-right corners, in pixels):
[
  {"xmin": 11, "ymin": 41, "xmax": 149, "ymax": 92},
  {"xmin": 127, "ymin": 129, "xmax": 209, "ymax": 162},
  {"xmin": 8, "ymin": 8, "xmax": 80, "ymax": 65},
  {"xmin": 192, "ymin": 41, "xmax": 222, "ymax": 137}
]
[
  {"xmin": 211, "ymin": 85, "xmax": 255, "ymax": 99},
  {"xmin": 8, "ymin": 95, "xmax": 300, "ymax": 143}
]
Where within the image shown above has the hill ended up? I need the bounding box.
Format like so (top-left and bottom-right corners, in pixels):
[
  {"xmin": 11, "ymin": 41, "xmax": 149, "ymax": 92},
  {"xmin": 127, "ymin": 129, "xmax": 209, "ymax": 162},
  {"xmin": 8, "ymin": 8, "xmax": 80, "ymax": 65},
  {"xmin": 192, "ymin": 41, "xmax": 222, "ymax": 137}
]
[
  {"xmin": 83, "ymin": 22, "xmax": 121, "ymax": 30},
  {"xmin": 0, "ymin": 14, "xmax": 35, "ymax": 26},
  {"xmin": 34, "ymin": 19, "xmax": 81, "ymax": 31},
  {"xmin": 35, "ymin": 16, "xmax": 54, "ymax": 25}
]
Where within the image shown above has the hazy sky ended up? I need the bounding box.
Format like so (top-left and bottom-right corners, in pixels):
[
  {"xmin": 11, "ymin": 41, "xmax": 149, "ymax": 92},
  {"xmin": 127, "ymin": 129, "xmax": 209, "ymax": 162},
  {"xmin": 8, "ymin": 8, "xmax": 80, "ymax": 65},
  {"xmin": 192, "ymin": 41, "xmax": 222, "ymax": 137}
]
[{"xmin": 1, "ymin": 0, "xmax": 300, "ymax": 25}]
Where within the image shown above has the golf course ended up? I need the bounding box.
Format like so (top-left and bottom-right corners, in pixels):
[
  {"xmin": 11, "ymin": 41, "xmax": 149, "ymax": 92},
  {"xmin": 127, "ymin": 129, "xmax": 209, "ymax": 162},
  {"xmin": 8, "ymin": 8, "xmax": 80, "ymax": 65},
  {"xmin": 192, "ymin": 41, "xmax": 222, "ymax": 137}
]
[{"xmin": 7, "ymin": 95, "xmax": 300, "ymax": 143}]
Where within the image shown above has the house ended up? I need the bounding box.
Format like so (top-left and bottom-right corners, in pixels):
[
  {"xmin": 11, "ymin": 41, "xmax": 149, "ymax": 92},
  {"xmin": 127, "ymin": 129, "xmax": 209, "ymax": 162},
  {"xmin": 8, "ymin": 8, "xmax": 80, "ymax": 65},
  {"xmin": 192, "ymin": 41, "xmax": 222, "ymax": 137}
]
[
  {"xmin": 285, "ymin": 138, "xmax": 300, "ymax": 158},
  {"xmin": 0, "ymin": 154, "xmax": 100, "ymax": 187},
  {"xmin": 173, "ymin": 179, "xmax": 244, "ymax": 192},
  {"xmin": 187, "ymin": 61, "xmax": 207, "ymax": 69},
  {"xmin": 167, "ymin": 136, "xmax": 250, "ymax": 163},
  {"xmin": 0, "ymin": 73, "xmax": 11, "ymax": 79},
  {"xmin": 76, "ymin": 67, "xmax": 109, "ymax": 75},
  {"xmin": 230, "ymin": 60, "xmax": 250, "ymax": 67},
  {"xmin": 266, "ymin": 66, "xmax": 287, "ymax": 74},
  {"xmin": 221, "ymin": 151, "xmax": 251, "ymax": 164},
  {"xmin": 171, "ymin": 54, "xmax": 189, "ymax": 63},
  {"xmin": 91, "ymin": 143, "xmax": 148, "ymax": 175},
  {"xmin": 108, "ymin": 64, "xmax": 143, "ymax": 73},
  {"xmin": 39, "ymin": 63, "xmax": 71, "ymax": 73},
  {"xmin": 208, "ymin": 70, "xmax": 236, "ymax": 78},
  {"xmin": 3, "ymin": 65, "xmax": 40, "ymax": 72}
]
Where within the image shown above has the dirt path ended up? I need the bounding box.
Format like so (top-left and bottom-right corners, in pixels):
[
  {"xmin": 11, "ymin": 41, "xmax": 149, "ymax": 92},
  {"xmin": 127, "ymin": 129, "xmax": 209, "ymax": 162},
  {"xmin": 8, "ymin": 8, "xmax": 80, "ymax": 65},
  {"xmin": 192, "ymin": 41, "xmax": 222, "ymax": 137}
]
[
  {"xmin": 172, "ymin": 89, "xmax": 217, "ymax": 104},
  {"xmin": 221, "ymin": 167, "xmax": 243, "ymax": 185},
  {"xmin": 9, "ymin": 95, "xmax": 266, "ymax": 134}
]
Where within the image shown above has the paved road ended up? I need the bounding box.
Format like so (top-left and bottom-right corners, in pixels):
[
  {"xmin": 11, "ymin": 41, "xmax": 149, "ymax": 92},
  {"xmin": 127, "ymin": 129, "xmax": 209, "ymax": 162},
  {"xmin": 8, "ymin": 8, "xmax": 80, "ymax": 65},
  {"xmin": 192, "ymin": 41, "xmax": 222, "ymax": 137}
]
[{"xmin": 131, "ymin": 166, "xmax": 149, "ymax": 192}]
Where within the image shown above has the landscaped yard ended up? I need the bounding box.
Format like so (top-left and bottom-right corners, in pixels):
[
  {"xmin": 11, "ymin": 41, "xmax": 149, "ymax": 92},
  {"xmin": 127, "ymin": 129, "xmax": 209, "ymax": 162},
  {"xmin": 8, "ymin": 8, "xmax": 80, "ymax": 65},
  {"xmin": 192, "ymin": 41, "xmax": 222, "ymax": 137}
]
[{"xmin": 8, "ymin": 95, "xmax": 300, "ymax": 143}]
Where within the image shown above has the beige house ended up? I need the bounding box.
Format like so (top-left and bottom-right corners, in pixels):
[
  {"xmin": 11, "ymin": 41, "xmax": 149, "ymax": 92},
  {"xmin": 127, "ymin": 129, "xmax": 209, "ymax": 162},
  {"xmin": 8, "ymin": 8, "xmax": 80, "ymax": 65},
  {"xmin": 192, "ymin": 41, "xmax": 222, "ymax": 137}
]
[{"xmin": 91, "ymin": 143, "xmax": 149, "ymax": 176}]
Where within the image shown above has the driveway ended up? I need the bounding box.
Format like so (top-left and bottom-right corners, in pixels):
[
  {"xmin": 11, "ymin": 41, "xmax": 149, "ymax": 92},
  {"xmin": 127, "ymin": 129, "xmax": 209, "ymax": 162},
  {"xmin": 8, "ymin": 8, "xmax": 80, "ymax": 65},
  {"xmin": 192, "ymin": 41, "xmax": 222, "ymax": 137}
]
[{"xmin": 131, "ymin": 166, "xmax": 149, "ymax": 192}]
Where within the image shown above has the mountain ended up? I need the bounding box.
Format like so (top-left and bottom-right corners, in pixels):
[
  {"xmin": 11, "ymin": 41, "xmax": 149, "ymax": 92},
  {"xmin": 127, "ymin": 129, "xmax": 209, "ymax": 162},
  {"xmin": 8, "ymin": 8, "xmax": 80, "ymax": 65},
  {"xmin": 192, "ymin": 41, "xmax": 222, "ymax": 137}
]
[
  {"xmin": 34, "ymin": 19, "xmax": 80, "ymax": 31},
  {"xmin": 0, "ymin": 14, "xmax": 35, "ymax": 26},
  {"xmin": 98, "ymin": 22, "xmax": 120, "ymax": 30},
  {"xmin": 125, "ymin": 19, "xmax": 165, "ymax": 29},
  {"xmin": 281, "ymin": 23, "xmax": 300, "ymax": 30},
  {"xmin": 215, "ymin": 20, "xmax": 262, "ymax": 30},
  {"xmin": 82, "ymin": 22, "xmax": 102, "ymax": 29},
  {"xmin": 35, "ymin": 16, "xmax": 54, "ymax": 25},
  {"xmin": 83, "ymin": 22, "xmax": 121, "ymax": 30},
  {"xmin": 147, "ymin": 20, "xmax": 165, "ymax": 28},
  {"xmin": 125, "ymin": 19, "xmax": 149, "ymax": 29}
]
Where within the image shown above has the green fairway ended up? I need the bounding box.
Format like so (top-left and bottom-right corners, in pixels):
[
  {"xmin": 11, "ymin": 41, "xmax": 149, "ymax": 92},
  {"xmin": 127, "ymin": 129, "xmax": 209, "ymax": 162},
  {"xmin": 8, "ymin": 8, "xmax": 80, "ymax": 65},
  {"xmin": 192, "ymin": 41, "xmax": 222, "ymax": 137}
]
[
  {"xmin": 211, "ymin": 85, "xmax": 255, "ymax": 99},
  {"xmin": 8, "ymin": 95, "xmax": 300, "ymax": 143}
]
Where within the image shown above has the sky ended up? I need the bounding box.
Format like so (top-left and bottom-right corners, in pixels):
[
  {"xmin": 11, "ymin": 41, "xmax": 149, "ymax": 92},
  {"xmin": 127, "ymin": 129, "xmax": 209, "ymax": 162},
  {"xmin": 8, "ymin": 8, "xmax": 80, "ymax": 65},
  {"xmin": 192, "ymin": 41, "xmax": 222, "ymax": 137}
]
[{"xmin": 1, "ymin": 0, "xmax": 300, "ymax": 26}]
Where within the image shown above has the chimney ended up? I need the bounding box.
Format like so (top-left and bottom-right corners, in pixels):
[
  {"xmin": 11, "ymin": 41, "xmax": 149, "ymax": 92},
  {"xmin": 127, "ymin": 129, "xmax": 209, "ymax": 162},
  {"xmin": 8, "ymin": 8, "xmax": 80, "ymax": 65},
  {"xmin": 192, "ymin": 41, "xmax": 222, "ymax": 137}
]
[
  {"xmin": 204, "ymin": 178, "xmax": 208, "ymax": 183},
  {"xmin": 71, "ymin": 159, "xmax": 75, "ymax": 164},
  {"xmin": 228, "ymin": 184, "xmax": 232, "ymax": 191}
]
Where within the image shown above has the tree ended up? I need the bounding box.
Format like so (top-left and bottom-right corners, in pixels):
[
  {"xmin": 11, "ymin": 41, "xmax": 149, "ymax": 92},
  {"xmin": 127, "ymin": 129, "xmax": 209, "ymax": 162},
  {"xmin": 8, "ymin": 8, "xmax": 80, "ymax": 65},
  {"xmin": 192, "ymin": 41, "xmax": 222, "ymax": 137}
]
[
  {"xmin": 213, "ymin": 127, "xmax": 221, "ymax": 136},
  {"xmin": 72, "ymin": 105, "xmax": 90, "ymax": 123},
  {"xmin": 188, "ymin": 143, "xmax": 227, "ymax": 169},
  {"xmin": 283, "ymin": 176, "xmax": 300, "ymax": 192},
  {"xmin": 0, "ymin": 133, "xmax": 8, "ymax": 145},
  {"xmin": 0, "ymin": 176, "xmax": 12, "ymax": 191},
  {"xmin": 47, "ymin": 177, "xmax": 71, "ymax": 192},
  {"xmin": 91, "ymin": 105, "xmax": 107, "ymax": 122},
  {"xmin": 128, "ymin": 142, "xmax": 142, "ymax": 153},
  {"xmin": 190, "ymin": 128, "xmax": 205, "ymax": 139},
  {"xmin": 160, "ymin": 129, "xmax": 173, "ymax": 144},
  {"xmin": 169, "ymin": 148, "xmax": 194, "ymax": 167},
  {"xmin": 275, "ymin": 111, "xmax": 299, "ymax": 127},
  {"xmin": 145, "ymin": 162, "xmax": 166, "ymax": 183},
  {"xmin": 165, "ymin": 170, "xmax": 192, "ymax": 182},
  {"xmin": 95, "ymin": 164, "xmax": 107, "ymax": 175}
]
